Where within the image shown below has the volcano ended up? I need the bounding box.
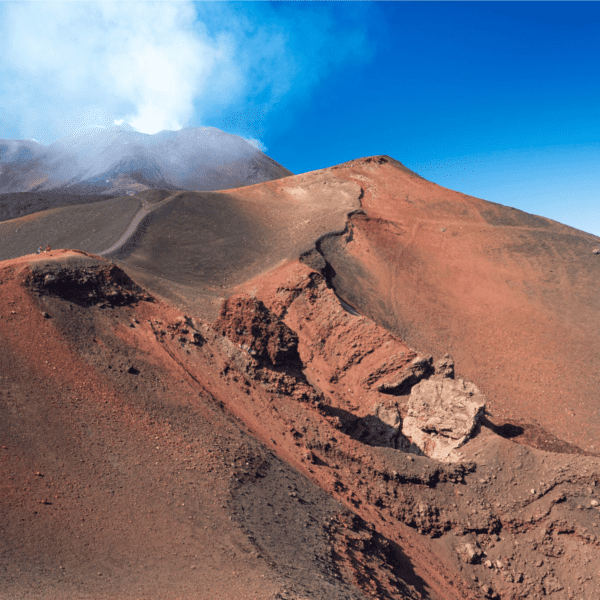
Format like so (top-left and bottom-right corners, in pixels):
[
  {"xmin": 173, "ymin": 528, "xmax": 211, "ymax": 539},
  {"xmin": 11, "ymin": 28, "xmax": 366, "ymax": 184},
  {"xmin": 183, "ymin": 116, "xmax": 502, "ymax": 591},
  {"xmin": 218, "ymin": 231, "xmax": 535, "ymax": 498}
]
[
  {"xmin": 1, "ymin": 155, "xmax": 599, "ymax": 600},
  {"xmin": 0, "ymin": 125, "xmax": 292, "ymax": 197}
]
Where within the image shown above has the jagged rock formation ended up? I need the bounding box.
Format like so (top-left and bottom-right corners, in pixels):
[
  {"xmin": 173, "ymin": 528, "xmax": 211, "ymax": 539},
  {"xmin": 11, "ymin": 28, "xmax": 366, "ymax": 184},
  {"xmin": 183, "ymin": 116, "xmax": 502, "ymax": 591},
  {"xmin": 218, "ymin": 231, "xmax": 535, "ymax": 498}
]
[
  {"xmin": 26, "ymin": 257, "xmax": 154, "ymax": 307},
  {"xmin": 401, "ymin": 369, "xmax": 486, "ymax": 462},
  {"xmin": 377, "ymin": 355, "xmax": 434, "ymax": 395},
  {"xmin": 213, "ymin": 294, "xmax": 301, "ymax": 368}
]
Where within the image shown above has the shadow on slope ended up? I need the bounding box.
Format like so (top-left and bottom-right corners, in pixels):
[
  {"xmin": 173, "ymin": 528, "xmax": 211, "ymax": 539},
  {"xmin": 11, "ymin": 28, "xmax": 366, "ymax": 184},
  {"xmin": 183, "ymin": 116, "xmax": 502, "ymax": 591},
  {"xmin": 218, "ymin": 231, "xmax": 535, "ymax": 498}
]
[
  {"xmin": 0, "ymin": 191, "xmax": 120, "ymax": 222},
  {"xmin": 111, "ymin": 191, "xmax": 270, "ymax": 289},
  {"xmin": 0, "ymin": 195, "xmax": 142, "ymax": 262}
]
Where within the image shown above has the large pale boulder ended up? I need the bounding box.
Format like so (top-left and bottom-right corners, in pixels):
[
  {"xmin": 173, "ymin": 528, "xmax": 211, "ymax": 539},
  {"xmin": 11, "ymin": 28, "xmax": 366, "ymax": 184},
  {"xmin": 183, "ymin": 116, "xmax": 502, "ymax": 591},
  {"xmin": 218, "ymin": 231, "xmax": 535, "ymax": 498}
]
[{"xmin": 401, "ymin": 377, "xmax": 486, "ymax": 461}]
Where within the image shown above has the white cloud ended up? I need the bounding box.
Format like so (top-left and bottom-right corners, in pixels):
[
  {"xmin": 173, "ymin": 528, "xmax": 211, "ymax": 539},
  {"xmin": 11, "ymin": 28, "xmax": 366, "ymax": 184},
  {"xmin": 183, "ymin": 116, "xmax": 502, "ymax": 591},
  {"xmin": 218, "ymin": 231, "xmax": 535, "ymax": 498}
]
[
  {"xmin": 242, "ymin": 137, "xmax": 268, "ymax": 153},
  {"xmin": 0, "ymin": 1, "xmax": 214, "ymax": 139},
  {"xmin": 0, "ymin": 1, "xmax": 374, "ymax": 145}
]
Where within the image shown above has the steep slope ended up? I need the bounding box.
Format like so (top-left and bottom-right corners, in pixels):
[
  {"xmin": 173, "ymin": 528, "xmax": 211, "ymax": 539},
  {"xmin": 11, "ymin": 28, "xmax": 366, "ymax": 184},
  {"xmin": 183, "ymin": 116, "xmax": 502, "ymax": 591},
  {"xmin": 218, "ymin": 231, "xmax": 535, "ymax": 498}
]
[
  {"xmin": 308, "ymin": 156, "xmax": 600, "ymax": 453},
  {"xmin": 2, "ymin": 156, "xmax": 600, "ymax": 600}
]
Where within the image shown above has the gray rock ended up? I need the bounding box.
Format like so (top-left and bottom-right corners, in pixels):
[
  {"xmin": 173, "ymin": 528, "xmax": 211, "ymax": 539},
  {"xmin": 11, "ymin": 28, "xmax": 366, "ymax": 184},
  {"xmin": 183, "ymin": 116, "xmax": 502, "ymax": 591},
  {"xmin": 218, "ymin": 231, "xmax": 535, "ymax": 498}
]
[
  {"xmin": 401, "ymin": 376, "xmax": 486, "ymax": 461},
  {"xmin": 457, "ymin": 541, "xmax": 484, "ymax": 564},
  {"xmin": 434, "ymin": 353, "xmax": 454, "ymax": 378}
]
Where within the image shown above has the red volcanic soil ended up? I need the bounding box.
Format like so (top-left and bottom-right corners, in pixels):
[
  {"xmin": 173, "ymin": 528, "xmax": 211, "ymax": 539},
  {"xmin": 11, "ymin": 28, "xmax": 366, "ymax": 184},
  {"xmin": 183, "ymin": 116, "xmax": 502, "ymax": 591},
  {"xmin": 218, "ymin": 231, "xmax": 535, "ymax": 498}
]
[
  {"xmin": 2, "ymin": 156, "xmax": 600, "ymax": 600},
  {"xmin": 313, "ymin": 156, "xmax": 600, "ymax": 454}
]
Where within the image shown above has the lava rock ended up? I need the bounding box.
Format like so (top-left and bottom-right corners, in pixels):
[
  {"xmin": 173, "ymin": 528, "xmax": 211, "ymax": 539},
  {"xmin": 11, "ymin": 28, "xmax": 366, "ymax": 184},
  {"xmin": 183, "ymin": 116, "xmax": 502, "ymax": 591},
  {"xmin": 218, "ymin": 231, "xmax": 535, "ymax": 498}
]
[
  {"xmin": 434, "ymin": 353, "xmax": 454, "ymax": 378},
  {"xmin": 213, "ymin": 294, "xmax": 301, "ymax": 368},
  {"xmin": 377, "ymin": 355, "xmax": 433, "ymax": 395},
  {"xmin": 457, "ymin": 541, "xmax": 484, "ymax": 564},
  {"xmin": 400, "ymin": 376, "xmax": 486, "ymax": 461}
]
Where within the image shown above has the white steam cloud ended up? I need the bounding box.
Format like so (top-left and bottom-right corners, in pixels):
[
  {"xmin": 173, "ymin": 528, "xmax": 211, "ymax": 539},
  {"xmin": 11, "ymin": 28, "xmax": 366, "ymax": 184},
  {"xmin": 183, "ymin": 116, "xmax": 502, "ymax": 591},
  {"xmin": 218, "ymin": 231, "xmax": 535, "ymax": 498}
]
[
  {"xmin": 0, "ymin": 1, "xmax": 373, "ymax": 144},
  {"xmin": 243, "ymin": 137, "xmax": 268, "ymax": 153}
]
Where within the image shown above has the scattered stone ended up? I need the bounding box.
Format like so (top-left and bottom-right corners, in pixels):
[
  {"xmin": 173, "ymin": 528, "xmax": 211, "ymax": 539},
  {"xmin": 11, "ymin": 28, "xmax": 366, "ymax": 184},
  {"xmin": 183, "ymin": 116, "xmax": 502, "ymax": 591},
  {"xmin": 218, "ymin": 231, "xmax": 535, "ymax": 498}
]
[
  {"xmin": 41, "ymin": 311, "xmax": 50, "ymax": 318},
  {"xmin": 591, "ymin": 499, "xmax": 599, "ymax": 507},
  {"xmin": 457, "ymin": 541, "xmax": 484, "ymax": 564},
  {"xmin": 544, "ymin": 575, "xmax": 564, "ymax": 593},
  {"xmin": 593, "ymin": 248, "xmax": 600, "ymax": 255}
]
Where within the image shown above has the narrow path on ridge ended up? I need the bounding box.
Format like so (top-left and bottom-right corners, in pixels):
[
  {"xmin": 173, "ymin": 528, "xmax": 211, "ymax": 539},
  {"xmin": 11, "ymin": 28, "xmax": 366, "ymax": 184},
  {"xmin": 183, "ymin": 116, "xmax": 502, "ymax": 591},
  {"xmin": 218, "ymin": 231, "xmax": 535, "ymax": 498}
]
[{"xmin": 97, "ymin": 198, "xmax": 153, "ymax": 257}]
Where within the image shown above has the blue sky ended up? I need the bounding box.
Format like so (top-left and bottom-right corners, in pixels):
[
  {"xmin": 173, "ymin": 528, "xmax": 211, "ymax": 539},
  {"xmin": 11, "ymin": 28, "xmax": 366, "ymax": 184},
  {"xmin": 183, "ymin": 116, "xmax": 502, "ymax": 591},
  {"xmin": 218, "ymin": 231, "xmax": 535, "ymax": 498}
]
[{"xmin": 0, "ymin": 1, "xmax": 598, "ymax": 235}]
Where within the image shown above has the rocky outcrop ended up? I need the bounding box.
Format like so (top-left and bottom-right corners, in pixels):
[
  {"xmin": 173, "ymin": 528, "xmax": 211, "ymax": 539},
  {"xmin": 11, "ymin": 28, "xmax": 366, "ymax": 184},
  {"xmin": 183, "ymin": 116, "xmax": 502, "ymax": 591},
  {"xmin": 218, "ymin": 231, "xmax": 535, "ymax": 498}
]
[
  {"xmin": 213, "ymin": 294, "xmax": 301, "ymax": 368},
  {"xmin": 377, "ymin": 355, "xmax": 434, "ymax": 395},
  {"xmin": 456, "ymin": 540, "xmax": 484, "ymax": 565},
  {"xmin": 26, "ymin": 262, "xmax": 154, "ymax": 307},
  {"xmin": 401, "ymin": 374, "xmax": 486, "ymax": 461}
]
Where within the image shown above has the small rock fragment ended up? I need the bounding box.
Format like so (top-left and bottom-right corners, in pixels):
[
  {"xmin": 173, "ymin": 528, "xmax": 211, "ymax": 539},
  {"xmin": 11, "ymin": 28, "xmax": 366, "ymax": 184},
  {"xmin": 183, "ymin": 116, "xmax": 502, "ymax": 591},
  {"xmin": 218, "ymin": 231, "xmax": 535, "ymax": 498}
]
[{"xmin": 457, "ymin": 541, "xmax": 483, "ymax": 564}]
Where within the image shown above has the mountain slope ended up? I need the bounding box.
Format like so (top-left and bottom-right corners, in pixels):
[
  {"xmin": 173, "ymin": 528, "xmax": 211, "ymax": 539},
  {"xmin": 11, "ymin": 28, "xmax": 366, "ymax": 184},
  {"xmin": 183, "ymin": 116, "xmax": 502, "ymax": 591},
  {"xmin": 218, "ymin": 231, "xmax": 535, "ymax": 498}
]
[{"xmin": 1, "ymin": 156, "xmax": 600, "ymax": 599}]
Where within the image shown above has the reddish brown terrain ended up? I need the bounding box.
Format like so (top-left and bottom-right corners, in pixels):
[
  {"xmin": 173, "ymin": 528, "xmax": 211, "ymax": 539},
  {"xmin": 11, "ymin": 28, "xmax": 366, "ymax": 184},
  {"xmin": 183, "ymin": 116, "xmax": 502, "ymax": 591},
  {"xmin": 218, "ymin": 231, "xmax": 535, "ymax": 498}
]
[{"xmin": 1, "ymin": 156, "xmax": 600, "ymax": 599}]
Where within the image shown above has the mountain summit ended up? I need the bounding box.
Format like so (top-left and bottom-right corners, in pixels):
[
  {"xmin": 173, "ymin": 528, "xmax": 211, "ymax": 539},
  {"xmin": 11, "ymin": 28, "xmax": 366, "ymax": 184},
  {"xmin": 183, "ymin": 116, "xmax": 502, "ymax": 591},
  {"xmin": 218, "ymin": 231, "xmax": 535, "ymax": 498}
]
[{"xmin": 0, "ymin": 126, "xmax": 292, "ymax": 196}]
